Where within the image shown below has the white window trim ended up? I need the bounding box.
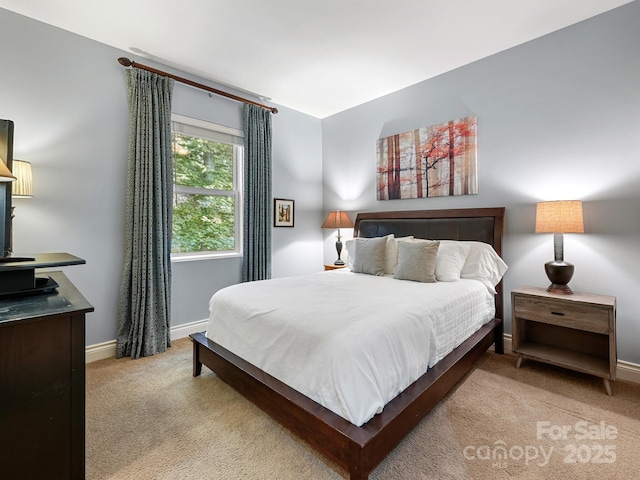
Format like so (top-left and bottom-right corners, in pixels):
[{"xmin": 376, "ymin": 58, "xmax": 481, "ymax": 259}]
[
  {"xmin": 171, "ymin": 251, "xmax": 243, "ymax": 263},
  {"xmin": 170, "ymin": 115, "xmax": 244, "ymax": 262}
]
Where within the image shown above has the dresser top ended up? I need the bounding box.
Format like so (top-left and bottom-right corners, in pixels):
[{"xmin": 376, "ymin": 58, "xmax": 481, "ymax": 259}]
[{"xmin": 0, "ymin": 271, "xmax": 93, "ymax": 325}]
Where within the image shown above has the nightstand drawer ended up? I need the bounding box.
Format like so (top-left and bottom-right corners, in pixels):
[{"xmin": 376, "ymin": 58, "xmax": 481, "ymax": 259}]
[{"xmin": 514, "ymin": 296, "xmax": 609, "ymax": 334}]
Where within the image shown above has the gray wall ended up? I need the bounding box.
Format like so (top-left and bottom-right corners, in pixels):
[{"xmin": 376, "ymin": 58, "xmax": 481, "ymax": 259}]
[
  {"xmin": 0, "ymin": 8, "xmax": 323, "ymax": 346},
  {"xmin": 321, "ymin": 2, "xmax": 640, "ymax": 364}
]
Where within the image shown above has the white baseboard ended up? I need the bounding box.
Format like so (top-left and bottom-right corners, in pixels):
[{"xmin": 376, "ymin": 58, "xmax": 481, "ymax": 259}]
[
  {"xmin": 498, "ymin": 333, "xmax": 640, "ymax": 385},
  {"xmin": 85, "ymin": 340, "xmax": 119, "ymax": 364},
  {"xmin": 170, "ymin": 319, "xmax": 209, "ymax": 340},
  {"xmin": 503, "ymin": 333, "xmax": 513, "ymax": 354},
  {"xmin": 616, "ymin": 360, "xmax": 640, "ymax": 385},
  {"xmin": 85, "ymin": 319, "xmax": 208, "ymax": 363}
]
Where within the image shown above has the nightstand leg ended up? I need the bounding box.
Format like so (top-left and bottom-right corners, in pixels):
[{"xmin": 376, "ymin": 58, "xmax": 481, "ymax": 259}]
[
  {"xmin": 603, "ymin": 379, "xmax": 612, "ymax": 396},
  {"xmin": 515, "ymin": 355, "xmax": 523, "ymax": 369}
]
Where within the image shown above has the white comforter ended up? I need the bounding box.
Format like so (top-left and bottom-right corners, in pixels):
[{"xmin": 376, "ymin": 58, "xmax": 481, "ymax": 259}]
[{"xmin": 206, "ymin": 270, "xmax": 495, "ymax": 426}]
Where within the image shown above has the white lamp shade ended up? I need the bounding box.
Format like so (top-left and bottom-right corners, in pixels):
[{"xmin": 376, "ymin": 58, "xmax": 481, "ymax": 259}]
[{"xmin": 12, "ymin": 160, "xmax": 33, "ymax": 197}]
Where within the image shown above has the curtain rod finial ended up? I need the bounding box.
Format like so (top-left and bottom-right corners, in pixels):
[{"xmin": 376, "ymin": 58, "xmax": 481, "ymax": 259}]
[
  {"xmin": 271, "ymin": 107, "xmax": 279, "ymax": 114},
  {"xmin": 118, "ymin": 57, "xmax": 133, "ymax": 67}
]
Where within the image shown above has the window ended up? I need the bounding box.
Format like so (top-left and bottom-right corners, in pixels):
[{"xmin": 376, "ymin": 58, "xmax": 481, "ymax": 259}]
[{"xmin": 171, "ymin": 114, "xmax": 243, "ymax": 260}]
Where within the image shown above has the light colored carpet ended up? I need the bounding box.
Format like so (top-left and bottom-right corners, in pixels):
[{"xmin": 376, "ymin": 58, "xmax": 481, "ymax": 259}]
[{"xmin": 86, "ymin": 338, "xmax": 640, "ymax": 479}]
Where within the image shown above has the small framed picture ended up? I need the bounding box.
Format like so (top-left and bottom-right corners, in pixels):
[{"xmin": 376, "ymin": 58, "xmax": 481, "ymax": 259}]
[{"xmin": 274, "ymin": 198, "xmax": 294, "ymax": 227}]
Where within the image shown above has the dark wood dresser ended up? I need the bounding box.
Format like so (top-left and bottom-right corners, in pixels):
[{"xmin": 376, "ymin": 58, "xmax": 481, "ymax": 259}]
[{"xmin": 0, "ymin": 271, "xmax": 93, "ymax": 479}]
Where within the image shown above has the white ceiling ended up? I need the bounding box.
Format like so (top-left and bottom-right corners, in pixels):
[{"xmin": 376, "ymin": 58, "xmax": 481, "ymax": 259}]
[{"xmin": 0, "ymin": 0, "xmax": 633, "ymax": 118}]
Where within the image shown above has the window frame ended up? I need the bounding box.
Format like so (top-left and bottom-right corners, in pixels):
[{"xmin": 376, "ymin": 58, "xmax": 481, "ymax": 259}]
[{"xmin": 170, "ymin": 114, "xmax": 244, "ymax": 262}]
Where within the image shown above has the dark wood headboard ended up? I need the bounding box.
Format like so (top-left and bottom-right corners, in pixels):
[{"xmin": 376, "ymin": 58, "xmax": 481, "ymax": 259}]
[{"xmin": 353, "ymin": 207, "xmax": 506, "ymax": 319}]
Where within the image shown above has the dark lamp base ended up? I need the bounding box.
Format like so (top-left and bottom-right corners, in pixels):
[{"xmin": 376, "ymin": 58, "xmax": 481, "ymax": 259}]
[
  {"xmin": 333, "ymin": 237, "xmax": 345, "ymax": 266},
  {"xmin": 546, "ymin": 283, "xmax": 574, "ymax": 294},
  {"xmin": 544, "ymin": 260, "xmax": 575, "ymax": 295}
]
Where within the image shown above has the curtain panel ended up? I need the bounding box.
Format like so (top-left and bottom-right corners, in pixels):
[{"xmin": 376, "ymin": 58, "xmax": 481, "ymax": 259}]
[
  {"xmin": 242, "ymin": 104, "xmax": 273, "ymax": 282},
  {"xmin": 117, "ymin": 69, "xmax": 174, "ymax": 359}
]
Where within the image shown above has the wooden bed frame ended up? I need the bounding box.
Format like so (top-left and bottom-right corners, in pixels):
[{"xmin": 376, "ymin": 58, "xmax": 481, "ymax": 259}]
[{"xmin": 190, "ymin": 207, "xmax": 505, "ymax": 479}]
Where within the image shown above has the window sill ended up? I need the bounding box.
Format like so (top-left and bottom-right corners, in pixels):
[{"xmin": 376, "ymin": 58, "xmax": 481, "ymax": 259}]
[{"xmin": 171, "ymin": 252, "xmax": 242, "ymax": 263}]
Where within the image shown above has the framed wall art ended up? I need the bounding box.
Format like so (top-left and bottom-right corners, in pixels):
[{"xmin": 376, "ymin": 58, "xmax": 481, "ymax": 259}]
[
  {"xmin": 376, "ymin": 116, "xmax": 478, "ymax": 200},
  {"xmin": 274, "ymin": 198, "xmax": 294, "ymax": 227}
]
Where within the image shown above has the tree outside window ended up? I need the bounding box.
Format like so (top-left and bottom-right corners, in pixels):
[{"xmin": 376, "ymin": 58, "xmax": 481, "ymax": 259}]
[{"xmin": 171, "ymin": 117, "xmax": 243, "ymax": 258}]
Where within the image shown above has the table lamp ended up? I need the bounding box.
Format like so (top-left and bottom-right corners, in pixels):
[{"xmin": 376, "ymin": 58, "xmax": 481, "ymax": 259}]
[
  {"xmin": 11, "ymin": 160, "xmax": 33, "ymax": 198},
  {"xmin": 535, "ymin": 200, "xmax": 584, "ymax": 294},
  {"xmin": 10, "ymin": 160, "xmax": 34, "ymax": 254},
  {"xmin": 321, "ymin": 210, "xmax": 354, "ymax": 265}
]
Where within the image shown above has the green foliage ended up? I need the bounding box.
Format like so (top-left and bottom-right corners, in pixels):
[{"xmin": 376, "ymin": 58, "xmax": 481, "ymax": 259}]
[
  {"xmin": 173, "ymin": 134, "xmax": 233, "ymax": 190},
  {"xmin": 171, "ymin": 134, "xmax": 237, "ymax": 253},
  {"xmin": 172, "ymin": 194, "xmax": 235, "ymax": 252}
]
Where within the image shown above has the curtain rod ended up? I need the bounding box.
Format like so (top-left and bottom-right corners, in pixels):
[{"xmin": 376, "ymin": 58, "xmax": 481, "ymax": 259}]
[{"xmin": 117, "ymin": 57, "xmax": 278, "ymax": 114}]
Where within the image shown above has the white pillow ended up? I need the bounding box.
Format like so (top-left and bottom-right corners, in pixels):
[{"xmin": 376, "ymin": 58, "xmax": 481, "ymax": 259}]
[
  {"xmin": 384, "ymin": 235, "xmax": 414, "ymax": 274},
  {"xmin": 382, "ymin": 234, "xmax": 396, "ymax": 274},
  {"xmin": 459, "ymin": 241, "xmax": 508, "ymax": 293},
  {"xmin": 351, "ymin": 237, "xmax": 387, "ymax": 276},
  {"xmin": 435, "ymin": 241, "xmax": 471, "ymax": 282},
  {"xmin": 394, "ymin": 239, "xmax": 440, "ymax": 283},
  {"xmin": 345, "ymin": 239, "xmax": 356, "ymax": 269}
]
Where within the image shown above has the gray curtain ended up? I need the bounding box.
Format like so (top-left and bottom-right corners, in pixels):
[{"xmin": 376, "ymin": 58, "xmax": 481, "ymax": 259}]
[
  {"xmin": 242, "ymin": 104, "xmax": 272, "ymax": 282},
  {"xmin": 116, "ymin": 69, "xmax": 175, "ymax": 359}
]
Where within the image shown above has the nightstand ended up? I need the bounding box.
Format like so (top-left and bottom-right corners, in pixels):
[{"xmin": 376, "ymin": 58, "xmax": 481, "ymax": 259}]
[
  {"xmin": 324, "ymin": 264, "xmax": 346, "ymax": 271},
  {"xmin": 511, "ymin": 286, "xmax": 616, "ymax": 395}
]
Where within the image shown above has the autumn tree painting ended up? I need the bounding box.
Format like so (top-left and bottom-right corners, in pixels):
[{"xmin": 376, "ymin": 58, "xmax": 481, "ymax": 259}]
[{"xmin": 376, "ymin": 116, "xmax": 478, "ymax": 200}]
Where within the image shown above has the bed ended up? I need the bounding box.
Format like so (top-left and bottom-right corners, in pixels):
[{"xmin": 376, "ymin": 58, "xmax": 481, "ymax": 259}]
[{"xmin": 190, "ymin": 207, "xmax": 505, "ymax": 479}]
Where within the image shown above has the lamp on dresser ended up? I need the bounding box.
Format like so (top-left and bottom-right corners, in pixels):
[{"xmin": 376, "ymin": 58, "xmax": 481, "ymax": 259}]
[
  {"xmin": 321, "ymin": 210, "xmax": 354, "ymax": 266},
  {"xmin": 535, "ymin": 200, "xmax": 584, "ymax": 294},
  {"xmin": 0, "ymin": 156, "xmax": 16, "ymax": 260},
  {"xmin": 11, "ymin": 160, "xmax": 33, "ymax": 198},
  {"xmin": 9, "ymin": 160, "xmax": 33, "ymax": 254}
]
